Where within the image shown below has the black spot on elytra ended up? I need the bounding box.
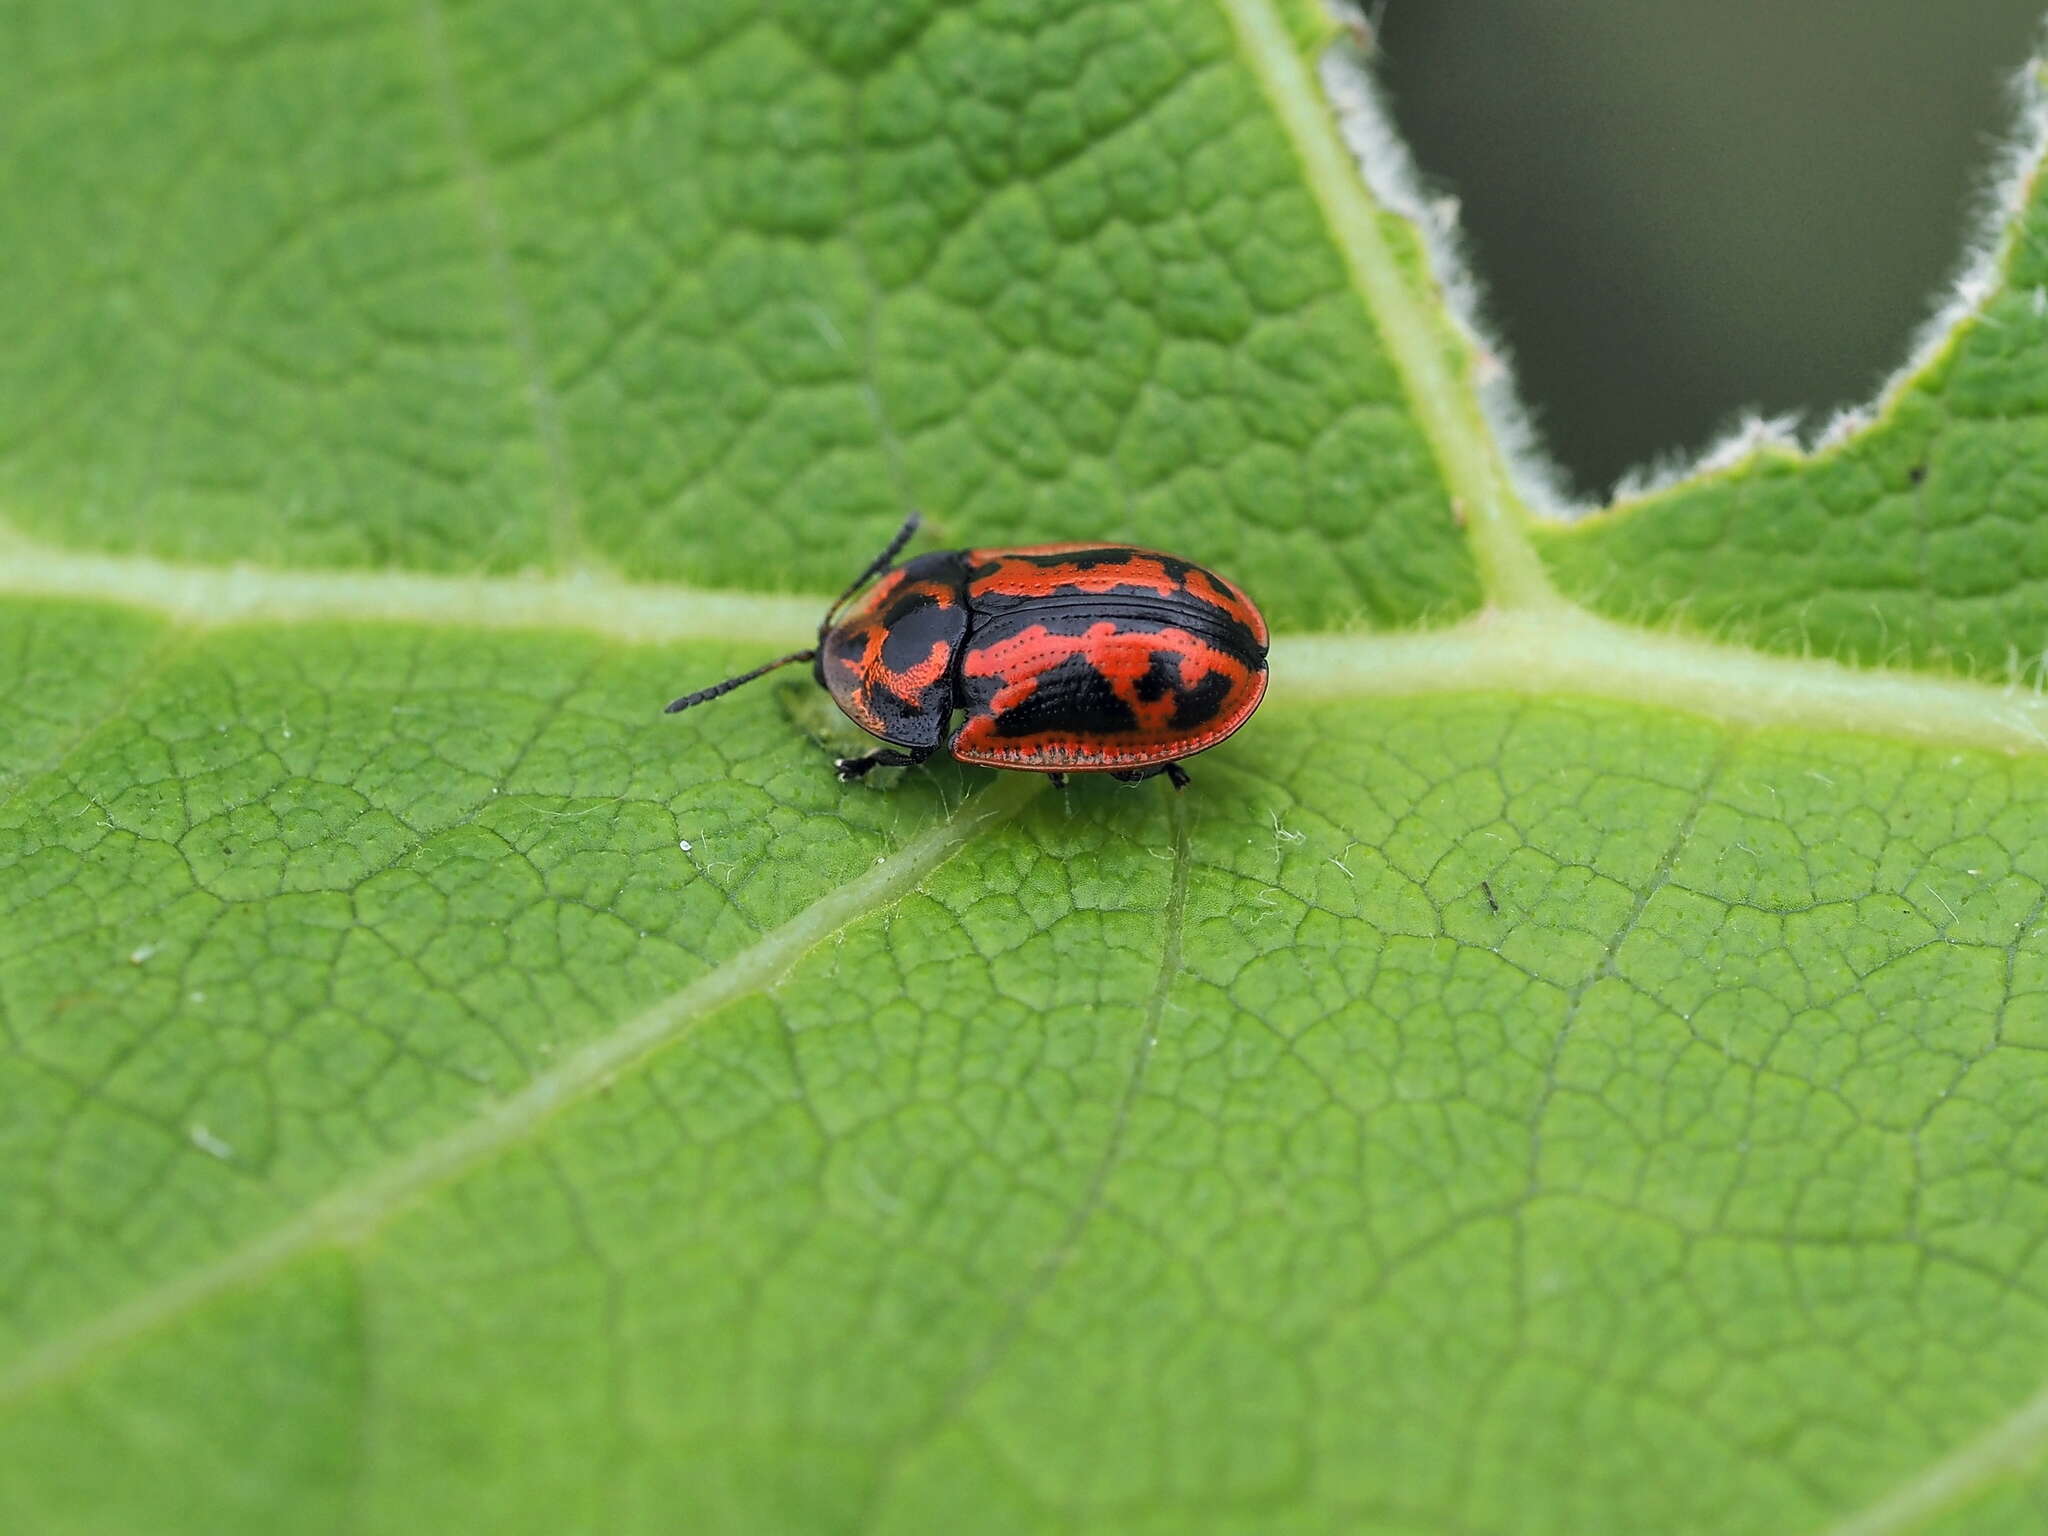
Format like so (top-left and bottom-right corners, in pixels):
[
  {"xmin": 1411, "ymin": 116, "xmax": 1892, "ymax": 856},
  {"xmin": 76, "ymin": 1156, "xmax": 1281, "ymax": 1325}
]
[
  {"xmin": 1170, "ymin": 667, "xmax": 1234, "ymax": 729},
  {"xmin": 1134, "ymin": 651, "xmax": 1178, "ymax": 703},
  {"xmin": 994, "ymin": 653, "xmax": 1137, "ymax": 737}
]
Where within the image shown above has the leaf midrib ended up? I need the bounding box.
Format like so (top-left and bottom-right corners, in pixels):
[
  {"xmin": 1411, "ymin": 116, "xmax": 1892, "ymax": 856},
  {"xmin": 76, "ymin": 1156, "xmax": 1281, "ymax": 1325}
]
[{"xmin": 7, "ymin": 531, "xmax": 2048, "ymax": 754}]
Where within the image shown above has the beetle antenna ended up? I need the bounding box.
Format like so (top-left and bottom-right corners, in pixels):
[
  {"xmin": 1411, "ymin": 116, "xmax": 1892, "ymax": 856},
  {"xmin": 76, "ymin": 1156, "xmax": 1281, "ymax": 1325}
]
[
  {"xmin": 820, "ymin": 511, "xmax": 922, "ymax": 634},
  {"xmin": 663, "ymin": 649, "xmax": 817, "ymax": 713}
]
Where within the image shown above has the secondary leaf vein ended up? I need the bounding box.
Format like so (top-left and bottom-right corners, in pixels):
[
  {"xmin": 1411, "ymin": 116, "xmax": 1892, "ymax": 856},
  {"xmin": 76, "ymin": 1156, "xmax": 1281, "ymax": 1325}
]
[
  {"xmin": 413, "ymin": 0, "xmax": 587, "ymax": 572},
  {"xmin": 1821, "ymin": 1379, "xmax": 2048, "ymax": 1536},
  {"xmin": 856, "ymin": 796, "xmax": 1193, "ymax": 1523},
  {"xmin": 0, "ymin": 772, "xmax": 1044, "ymax": 1411}
]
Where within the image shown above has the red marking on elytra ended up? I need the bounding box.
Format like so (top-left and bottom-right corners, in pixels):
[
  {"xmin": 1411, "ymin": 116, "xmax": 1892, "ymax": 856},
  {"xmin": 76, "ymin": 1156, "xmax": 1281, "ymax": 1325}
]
[
  {"xmin": 969, "ymin": 553, "xmax": 1180, "ymax": 601},
  {"xmin": 951, "ymin": 660, "xmax": 1267, "ymax": 769},
  {"xmin": 853, "ymin": 569, "xmax": 908, "ymax": 612},
  {"xmin": 963, "ymin": 621, "xmax": 1230, "ymax": 734},
  {"xmin": 876, "ymin": 635, "xmax": 951, "ymax": 699},
  {"xmin": 965, "ymin": 547, "xmax": 1268, "ymax": 647}
]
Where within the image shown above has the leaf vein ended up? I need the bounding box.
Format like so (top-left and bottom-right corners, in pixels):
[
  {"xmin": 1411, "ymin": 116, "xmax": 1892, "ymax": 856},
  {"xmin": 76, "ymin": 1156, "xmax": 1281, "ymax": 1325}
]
[
  {"xmin": 0, "ymin": 772, "xmax": 1044, "ymax": 1410},
  {"xmin": 855, "ymin": 796, "xmax": 1194, "ymax": 1526},
  {"xmin": 12, "ymin": 540, "xmax": 2048, "ymax": 753},
  {"xmin": 412, "ymin": 0, "xmax": 586, "ymax": 571},
  {"xmin": 1820, "ymin": 1376, "xmax": 2048, "ymax": 1535}
]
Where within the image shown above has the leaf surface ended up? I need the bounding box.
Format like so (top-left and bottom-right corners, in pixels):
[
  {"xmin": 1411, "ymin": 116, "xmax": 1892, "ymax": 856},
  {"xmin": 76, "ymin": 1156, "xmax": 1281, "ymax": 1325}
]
[{"xmin": 6, "ymin": 4, "xmax": 2048, "ymax": 1534}]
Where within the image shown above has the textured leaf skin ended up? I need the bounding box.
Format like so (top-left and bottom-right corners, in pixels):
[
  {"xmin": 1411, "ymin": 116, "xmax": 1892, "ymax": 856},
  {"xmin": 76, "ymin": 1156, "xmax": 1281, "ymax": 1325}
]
[
  {"xmin": 1, "ymin": 0, "xmax": 1478, "ymax": 632},
  {"xmin": 1537, "ymin": 103, "xmax": 2048, "ymax": 678},
  {"xmin": 13, "ymin": 647, "xmax": 2048, "ymax": 1535},
  {"xmin": 8, "ymin": 3, "xmax": 2048, "ymax": 1535}
]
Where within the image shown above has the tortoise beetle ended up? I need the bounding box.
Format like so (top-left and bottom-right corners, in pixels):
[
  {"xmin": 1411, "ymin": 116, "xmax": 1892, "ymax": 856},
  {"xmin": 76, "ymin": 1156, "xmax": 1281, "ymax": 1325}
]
[{"xmin": 664, "ymin": 514, "xmax": 1268, "ymax": 789}]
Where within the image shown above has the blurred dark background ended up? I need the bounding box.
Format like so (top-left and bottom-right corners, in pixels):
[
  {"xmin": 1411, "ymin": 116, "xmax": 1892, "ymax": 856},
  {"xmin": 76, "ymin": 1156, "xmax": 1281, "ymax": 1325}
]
[{"xmin": 1377, "ymin": 1, "xmax": 2047, "ymax": 497}]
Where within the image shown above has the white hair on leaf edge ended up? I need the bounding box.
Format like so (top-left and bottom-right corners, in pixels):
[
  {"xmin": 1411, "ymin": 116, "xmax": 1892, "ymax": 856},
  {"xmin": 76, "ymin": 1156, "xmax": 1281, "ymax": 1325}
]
[
  {"xmin": 1807, "ymin": 56, "xmax": 2048, "ymax": 457},
  {"xmin": 1316, "ymin": 5, "xmax": 1581, "ymax": 521},
  {"xmin": 1609, "ymin": 413, "xmax": 1805, "ymax": 505},
  {"xmin": 1315, "ymin": 4, "xmax": 2048, "ymax": 518}
]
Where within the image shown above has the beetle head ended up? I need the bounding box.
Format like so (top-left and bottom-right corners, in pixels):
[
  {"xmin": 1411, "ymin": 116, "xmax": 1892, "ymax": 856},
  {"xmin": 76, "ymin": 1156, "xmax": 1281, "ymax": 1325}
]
[{"xmin": 661, "ymin": 512, "xmax": 922, "ymax": 717}]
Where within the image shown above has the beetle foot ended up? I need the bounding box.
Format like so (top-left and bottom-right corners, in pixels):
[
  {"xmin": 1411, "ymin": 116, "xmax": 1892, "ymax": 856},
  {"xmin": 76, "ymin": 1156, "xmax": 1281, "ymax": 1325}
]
[
  {"xmin": 835, "ymin": 746, "xmax": 935, "ymax": 782},
  {"xmin": 1109, "ymin": 763, "xmax": 1193, "ymax": 789}
]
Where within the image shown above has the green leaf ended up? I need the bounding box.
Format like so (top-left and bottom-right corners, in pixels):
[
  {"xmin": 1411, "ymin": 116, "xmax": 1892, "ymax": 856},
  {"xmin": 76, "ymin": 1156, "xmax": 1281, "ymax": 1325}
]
[
  {"xmin": 5, "ymin": 4, "xmax": 2048, "ymax": 1533},
  {"xmin": 1536, "ymin": 92, "xmax": 2048, "ymax": 679}
]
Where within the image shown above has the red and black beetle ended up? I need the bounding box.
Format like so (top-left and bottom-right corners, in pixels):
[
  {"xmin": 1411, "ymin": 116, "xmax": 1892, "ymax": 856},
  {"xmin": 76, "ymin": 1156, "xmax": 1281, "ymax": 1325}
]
[{"xmin": 664, "ymin": 514, "xmax": 1268, "ymax": 789}]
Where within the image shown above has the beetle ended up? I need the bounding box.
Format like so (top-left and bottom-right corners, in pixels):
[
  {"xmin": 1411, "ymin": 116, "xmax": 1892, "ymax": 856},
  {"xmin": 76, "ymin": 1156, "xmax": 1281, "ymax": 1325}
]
[{"xmin": 664, "ymin": 514, "xmax": 1268, "ymax": 789}]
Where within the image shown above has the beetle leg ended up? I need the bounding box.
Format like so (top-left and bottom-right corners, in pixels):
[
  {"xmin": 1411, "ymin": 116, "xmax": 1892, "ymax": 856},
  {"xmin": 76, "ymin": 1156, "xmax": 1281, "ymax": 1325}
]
[
  {"xmin": 835, "ymin": 744, "xmax": 936, "ymax": 781},
  {"xmin": 1109, "ymin": 763, "xmax": 1192, "ymax": 790}
]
